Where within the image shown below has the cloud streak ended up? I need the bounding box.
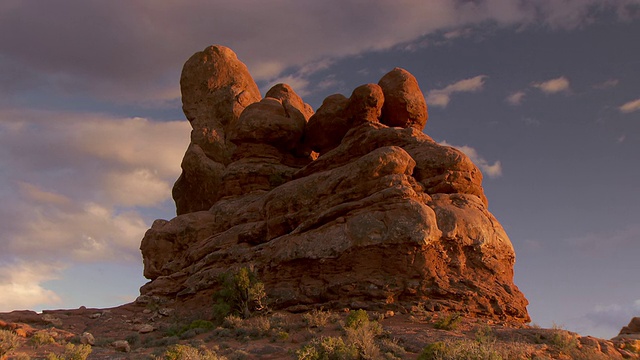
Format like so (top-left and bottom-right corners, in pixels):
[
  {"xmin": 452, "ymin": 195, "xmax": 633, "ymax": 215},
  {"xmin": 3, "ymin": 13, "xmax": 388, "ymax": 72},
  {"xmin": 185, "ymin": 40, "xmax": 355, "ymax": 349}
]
[
  {"xmin": 532, "ymin": 76, "xmax": 571, "ymax": 94},
  {"xmin": 427, "ymin": 75, "xmax": 488, "ymax": 108},
  {"xmin": 439, "ymin": 140, "xmax": 502, "ymax": 178},
  {"xmin": 619, "ymin": 98, "xmax": 640, "ymax": 113},
  {"xmin": 506, "ymin": 90, "xmax": 527, "ymax": 105}
]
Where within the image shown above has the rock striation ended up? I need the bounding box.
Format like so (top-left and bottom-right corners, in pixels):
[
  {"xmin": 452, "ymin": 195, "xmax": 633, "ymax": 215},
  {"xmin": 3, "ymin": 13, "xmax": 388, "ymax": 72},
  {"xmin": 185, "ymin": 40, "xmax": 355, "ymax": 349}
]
[{"xmin": 140, "ymin": 45, "xmax": 529, "ymax": 322}]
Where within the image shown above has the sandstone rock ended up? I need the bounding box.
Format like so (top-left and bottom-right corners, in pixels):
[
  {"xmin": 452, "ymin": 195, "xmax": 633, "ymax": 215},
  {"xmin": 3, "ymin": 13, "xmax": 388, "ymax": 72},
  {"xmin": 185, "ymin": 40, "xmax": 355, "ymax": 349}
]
[
  {"xmin": 80, "ymin": 332, "xmax": 95, "ymax": 345},
  {"xmin": 173, "ymin": 45, "xmax": 262, "ymax": 215},
  {"xmin": 229, "ymin": 97, "xmax": 306, "ymax": 152},
  {"xmin": 621, "ymin": 317, "xmax": 640, "ymax": 335},
  {"xmin": 112, "ymin": 340, "xmax": 130, "ymax": 353},
  {"xmin": 265, "ymin": 83, "xmax": 314, "ymax": 122},
  {"xmin": 173, "ymin": 143, "xmax": 226, "ymax": 215},
  {"xmin": 140, "ymin": 45, "xmax": 529, "ymax": 323},
  {"xmin": 136, "ymin": 324, "xmax": 154, "ymax": 334},
  {"xmin": 378, "ymin": 67, "xmax": 428, "ymax": 130},
  {"xmin": 180, "ymin": 45, "xmax": 261, "ymax": 160},
  {"xmin": 304, "ymin": 84, "xmax": 384, "ymax": 154}
]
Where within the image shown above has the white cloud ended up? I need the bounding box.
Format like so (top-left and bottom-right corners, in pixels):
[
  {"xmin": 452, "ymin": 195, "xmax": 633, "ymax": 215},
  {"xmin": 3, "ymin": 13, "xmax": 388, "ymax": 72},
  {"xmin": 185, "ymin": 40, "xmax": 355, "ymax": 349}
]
[
  {"xmin": 426, "ymin": 75, "xmax": 488, "ymax": 108},
  {"xmin": 506, "ymin": 90, "xmax": 526, "ymax": 105},
  {"xmin": 532, "ymin": 76, "xmax": 571, "ymax": 94},
  {"xmin": 619, "ymin": 98, "xmax": 640, "ymax": 113},
  {"xmin": 0, "ymin": 261, "xmax": 64, "ymax": 311},
  {"xmin": 0, "ymin": 109, "xmax": 191, "ymax": 264},
  {"xmin": 439, "ymin": 140, "xmax": 502, "ymax": 178}
]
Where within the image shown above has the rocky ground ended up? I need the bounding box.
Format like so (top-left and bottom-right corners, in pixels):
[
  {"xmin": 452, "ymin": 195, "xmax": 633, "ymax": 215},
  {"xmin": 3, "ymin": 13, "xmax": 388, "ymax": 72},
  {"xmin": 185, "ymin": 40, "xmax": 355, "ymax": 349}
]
[{"xmin": 1, "ymin": 303, "xmax": 638, "ymax": 359}]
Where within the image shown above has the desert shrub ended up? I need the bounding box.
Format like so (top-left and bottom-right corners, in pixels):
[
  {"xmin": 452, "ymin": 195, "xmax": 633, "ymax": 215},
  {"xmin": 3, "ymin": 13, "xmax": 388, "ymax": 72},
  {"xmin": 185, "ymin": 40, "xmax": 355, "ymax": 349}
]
[
  {"xmin": 29, "ymin": 330, "xmax": 56, "ymax": 348},
  {"xmin": 162, "ymin": 344, "xmax": 227, "ymax": 360},
  {"xmin": 341, "ymin": 309, "xmax": 384, "ymax": 359},
  {"xmin": 46, "ymin": 343, "xmax": 92, "ymax": 360},
  {"xmin": 223, "ymin": 314, "xmax": 244, "ymax": 329},
  {"xmin": 474, "ymin": 325, "xmax": 496, "ymax": 344},
  {"xmin": 276, "ymin": 330, "xmax": 289, "ymax": 341},
  {"xmin": 378, "ymin": 338, "xmax": 407, "ymax": 359},
  {"xmin": 0, "ymin": 329, "xmax": 20, "ymax": 359},
  {"xmin": 548, "ymin": 329, "xmax": 578, "ymax": 354},
  {"xmin": 418, "ymin": 342, "xmax": 447, "ymax": 360},
  {"xmin": 296, "ymin": 336, "xmax": 359, "ymax": 360},
  {"xmin": 417, "ymin": 340, "xmax": 502, "ymax": 360},
  {"xmin": 213, "ymin": 267, "xmax": 267, "ymax": 320},
  {"xmin": 345, "ymin": 310, "xmax": 370, "ymax": 330},
  {"xmin": 303, "ymin": 308, "xmax": 332, "ymax": 328},
  {"xmin": 246, "ymin": 316, "xmax": 271, "ymax": 338},
  {"xmin": 168, "ymin": 319, "xmax": 215, "ymax": 337},
  {"xmin": 433, "ymin": 313, "xmax": 462, "ymax": 331},
  {"xmin": 345, "ymin": 324, "xmax": 382, "ymax": 359}
]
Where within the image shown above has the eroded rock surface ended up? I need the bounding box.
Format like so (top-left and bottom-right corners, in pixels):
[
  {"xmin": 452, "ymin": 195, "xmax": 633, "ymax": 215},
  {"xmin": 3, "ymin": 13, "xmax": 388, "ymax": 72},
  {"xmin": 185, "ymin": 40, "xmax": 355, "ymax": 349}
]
[{"xmin": 141, "ymin": 45, "xmax": 529, "ymax": 322}]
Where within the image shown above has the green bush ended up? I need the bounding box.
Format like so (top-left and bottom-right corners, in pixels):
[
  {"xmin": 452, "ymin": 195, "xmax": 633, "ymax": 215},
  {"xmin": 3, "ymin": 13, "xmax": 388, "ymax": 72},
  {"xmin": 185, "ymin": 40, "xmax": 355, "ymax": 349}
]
[
  {"xmin": 417, "ymin": 340, "xmax": 503, "ymax": 360},
  {"xmin": 302, "ymin": 308, "xmax": 332, "ymax": 328},
  {"xmin": 0, "ymin": 330, "xmax": 20, "ymax": 359},
  {"xmin": 29, "ymin": 330, "xmax": 56, "ymax": 348},
  {"xmin": 213, "ymin": 267, "xmax": 267, "ymax": 320},
  {"xmin": 46, "ymin": 343, "xmax": 92, "ymax": 360},
  {"xmin": 345, "ymin": 309, "xmax": 370, "ymax": 330},
  {"xmin": 433, "ymin": 313, "xmax": 462, "ymax": 331},
  {"xmin": 418, "ymin": 342, "xmax": 447, "ymax": 360},
  {"xmin": 296, "ymin": 336, "xmax": 359, "ymax": 360},
  {"xmin": 167, "ymin": 319, "xmax": 216, "ymax": 337},
  {"xmin": 549, "ymin": 329, "xmax": 579, "ymax": 354},
  {"xmin": 163, "ymin": 344, "xmax": 226, "ymax": 360}
]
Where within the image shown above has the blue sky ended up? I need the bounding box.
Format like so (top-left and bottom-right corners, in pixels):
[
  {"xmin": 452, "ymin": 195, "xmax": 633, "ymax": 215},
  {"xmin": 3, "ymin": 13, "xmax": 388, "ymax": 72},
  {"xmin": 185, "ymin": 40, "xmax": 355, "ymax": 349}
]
[{"xmin": 1, "ymin": 0, "xmax": 639, "ymax": 339}]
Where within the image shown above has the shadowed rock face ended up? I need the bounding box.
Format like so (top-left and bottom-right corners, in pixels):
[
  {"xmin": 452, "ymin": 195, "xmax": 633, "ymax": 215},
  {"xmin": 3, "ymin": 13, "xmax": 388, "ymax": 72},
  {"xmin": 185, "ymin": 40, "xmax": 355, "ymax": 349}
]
[{"xmin": 143, "ymin": 45, "xmax": 529, "ymax": 322}]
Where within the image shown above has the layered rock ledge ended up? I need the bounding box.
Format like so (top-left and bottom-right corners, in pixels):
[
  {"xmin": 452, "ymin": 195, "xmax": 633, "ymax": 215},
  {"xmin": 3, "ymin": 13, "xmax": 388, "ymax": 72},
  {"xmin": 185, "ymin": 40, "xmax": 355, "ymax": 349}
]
[{"xmin": 139, "ymin": 45, "xmax": 529, "ymax": 322}]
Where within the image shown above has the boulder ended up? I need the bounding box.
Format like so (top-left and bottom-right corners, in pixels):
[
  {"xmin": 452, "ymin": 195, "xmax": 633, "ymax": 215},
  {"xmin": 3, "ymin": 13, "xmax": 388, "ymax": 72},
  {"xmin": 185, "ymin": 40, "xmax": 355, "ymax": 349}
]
[
  {"xmin": 173, "ymin": 45, "xmax": 262, "ymax": 215},
  {"xmin": 378, "ymin": 67, "xmax": 428, "ymax": 130}
]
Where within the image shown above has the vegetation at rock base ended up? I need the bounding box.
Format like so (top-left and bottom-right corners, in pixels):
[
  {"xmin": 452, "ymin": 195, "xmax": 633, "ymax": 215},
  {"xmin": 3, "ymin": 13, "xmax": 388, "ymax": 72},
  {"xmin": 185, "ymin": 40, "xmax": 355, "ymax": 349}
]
[
  {"xmin": 296, "ymin": 309, "xmax": 391, "ymax": 360},
  {"xmin": 212, "ymin": 266, "xmax": 267, "ymax": 321}
]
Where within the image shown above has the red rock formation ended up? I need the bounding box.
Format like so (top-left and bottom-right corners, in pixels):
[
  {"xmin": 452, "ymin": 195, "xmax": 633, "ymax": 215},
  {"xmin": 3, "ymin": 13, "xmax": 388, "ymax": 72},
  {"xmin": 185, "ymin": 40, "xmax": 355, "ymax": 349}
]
[{"xmin": 140, "ymin": 45, "xmax": 529, "ymax": 322}]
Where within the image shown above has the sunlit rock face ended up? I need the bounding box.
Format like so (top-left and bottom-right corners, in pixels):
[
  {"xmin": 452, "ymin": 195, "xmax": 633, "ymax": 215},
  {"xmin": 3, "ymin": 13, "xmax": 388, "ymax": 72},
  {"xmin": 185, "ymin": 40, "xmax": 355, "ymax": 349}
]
[{"xmin": 140, "ymin": 45, "xmax": 529, "ymax": 322}]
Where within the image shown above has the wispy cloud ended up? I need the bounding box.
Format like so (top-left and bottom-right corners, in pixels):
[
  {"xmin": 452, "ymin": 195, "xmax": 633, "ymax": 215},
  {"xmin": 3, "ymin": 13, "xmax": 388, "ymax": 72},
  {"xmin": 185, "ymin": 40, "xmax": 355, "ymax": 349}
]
[
  {"xmin": 532, "ymin": 76, "xmax": 571, "ymax": 94},
  {"xmin": 438, "ymin": 140, "xmax": 502, "ymax": 178},
  {"xmin": 506, "ymin": 90, "xmax": 527, "ymax": 105},
  {"xmin": 619, "ymin": 98, "xmax": 640, "ymax": 113},
  {"xmin": 593, "ymin": 79, "xmax": 619, "ymax": 90},
  {"xmin": 426, "ymin": 75, "xmax": 488, "ymax": 108}
]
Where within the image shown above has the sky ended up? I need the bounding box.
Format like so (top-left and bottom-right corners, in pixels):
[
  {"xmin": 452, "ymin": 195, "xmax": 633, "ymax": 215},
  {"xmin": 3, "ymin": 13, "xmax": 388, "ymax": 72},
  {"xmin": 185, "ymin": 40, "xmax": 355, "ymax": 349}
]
[{"xmin": 0, "ymin": 0, "xmax": 639, "ymax": 339}]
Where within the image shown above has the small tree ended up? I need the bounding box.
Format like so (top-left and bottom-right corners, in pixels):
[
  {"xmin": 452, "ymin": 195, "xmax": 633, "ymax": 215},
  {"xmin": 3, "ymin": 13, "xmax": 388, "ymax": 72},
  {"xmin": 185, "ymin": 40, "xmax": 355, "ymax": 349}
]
[{"xmin": 213, "ymin": 266, "xmax": 267, "ymax": 320}]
